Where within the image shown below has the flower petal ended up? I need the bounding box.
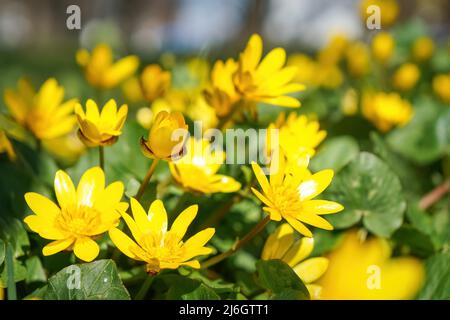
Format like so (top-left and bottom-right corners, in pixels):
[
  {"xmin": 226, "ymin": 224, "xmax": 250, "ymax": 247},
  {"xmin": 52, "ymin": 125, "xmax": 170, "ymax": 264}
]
[
  {"xmin": 293, "ymin": 257, "xmax": 329, "ymax": 283},
  {"xmin": 54, "ymin": 170, "xmax": 76, "ymax": 209},
  {"xmin": 147, "ymin": 199, "xmax": 168, "ymax": 233},
  {"xmin": 25, "ymin": 192, "xmax": 60, "ymax": 219},
  {"xmin": 109, "ymin": 228, "xmax": 146, "ymax": 261},
  {"xmin": 170, "ymin": 205, "xmax": 197, "ymax": 240},
  {"xmin": 42, "ymin": 238, "xmax": 74, "ymax": 256},
  {"xmin": 298, "ymin": 169, "xmax": 334, "ymax": 201},
  {"xmin": 77, "ymin": 167, "xmax": 105, "ymax": 207},
  {"xmin": 73, "ymin": 237, "xmax": 100, "ymax": 262}
]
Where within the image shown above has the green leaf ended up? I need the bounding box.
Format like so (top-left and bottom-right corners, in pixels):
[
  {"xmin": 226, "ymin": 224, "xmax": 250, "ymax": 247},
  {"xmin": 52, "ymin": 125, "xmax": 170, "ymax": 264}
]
[
  {"xmin": 418, "ymin": 253, "xmax": 450, "ymax": 299},
  {"xmin": 25, "ymin": 256, "xmax": 47, "ymax": 284},
  {"xmin": 255, "ymin": 259, "xmax": 309, "ymax": 300},
  {"xmin": 0, "ymin": 239, "xmax": 5, "ymax": 267},
  {"xmin": 42, "ymin": 259, "xmax": 130, "ymax": 300},
  {"xmin": 310, "ymin": 136, "xmax": 359, "ymax": 173},
  {"xmin": 162, "ymin": 274, "xmax": 220, "ymax": 300},
  {"xmin": 392, "ymin": 226, "xmax": 436, "ymax": 258},
  {"xmin": 326, "ymin": 152, "xmax": 406, "ymax": 237},
  {"xmin": 0, "ymin": 249, "xmax": 27, "ymax": 288},
  {"xmin": 182, "ymin": 284, "xmax": 220, "ymax": 300}
]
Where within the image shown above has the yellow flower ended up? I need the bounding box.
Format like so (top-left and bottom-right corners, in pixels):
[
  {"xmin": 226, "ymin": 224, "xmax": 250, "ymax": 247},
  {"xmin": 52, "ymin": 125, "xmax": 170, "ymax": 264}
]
[
  {"xmin": 360, "ymin": 0, "xmax": 399, "ymax": 27},
  {"xmin": 317, "ymin": 230, "xmax": 425, "ymax": 299},
  {"xmin": 140, "ymin": 110, "xmax": 188, "ymax": 161},
  {"xmin": 42, "ymin": 132, "xmax": 86, "ymax": 165},
  {"xmin": 341, "ymin": 88, "xmax": 359, "ymax": 116},
  {"xmin": 185, "ymin": 94, "xmax": 219, "ymax": 129},
  {"xmin": 251, "ymin": 154, "xmax": 343, "ymax": 237},
  {"xmin": 0, "ymin": 130, "xmax": 16, "ymax": 161},
  {"xmin": 75, "ymin": 99, "xmax": 128, "ymax": 147},
  {"xmin": 140, "ymin": 64, "xmax": 171, "ymax": 102},
  {"xmin": 204, "ymin": 58, "xmax": 240, "ymax": 117},
  {"xmin": 433, "ymin": 74, "xmax": 450, "ymax": 103},
  {"xmin": 23, "ymin": 167, "xmax": 128, "ymax": 262},
  {"xmin": 109, "ymin": 198, "xmax": 215, "ymax": 274},
  {"xmin": 3, "ymin": 78, "xmax": 77, "ymax": 140},
  {"xmin": 412, "ymin": 36, "xmax": 435, "ymax": 62},
  {"xmin": 392, "ymin": 63, "xmax": 420, "ymax": 91},
  {"xmin": 122, "ymin": 76, "xmax": 144, "ymax": 103},
  {"xmin": 362, "ymin": 92, "xmax": 413, "ymax": 132},
  {"xmin": 233, "ymin": 34, "xmax": 305, "ymax": 107},
  {"xmin": 317, "ymin": 34, "xmax": 349, "ymax": 66},
  {"xmin": 371, "ymin": 32, "xmax": 395, "ymax": 64},
  {"xmin": 346, "ymin": 42, "xmax": 371, "ymax": 78},
  {"xmin": 262, "ymin": 223, "xmax": 328, "ymax": 299},
  {"xmin": 76, "ymin": 43, "xmax": 139, "ymax": 89},
  {"xmin": 268, "ymin": 112, "xmax": 326, "ymax": 163},
  {"xmin": 169, "ymin": 138, "xmax": 241, "ymax": 194}
]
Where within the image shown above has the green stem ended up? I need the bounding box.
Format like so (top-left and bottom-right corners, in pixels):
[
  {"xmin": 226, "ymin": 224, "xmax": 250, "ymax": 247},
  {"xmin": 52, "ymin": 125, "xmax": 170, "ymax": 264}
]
[
  {"xmin": 99, "ymin": 146, "xmax": 105, "ymax": 171},
  {"xmin": 201, "ymin": 215, "xmax": 270, "ymax": 269},
  {"xmin": 135, "ymin": 275, "xmax": 155, "ymax": 300},
  {"xmin": 6, "ymin": 243, "xmax": 17, "ymax": 300},
  {"xmin": 135, "ymin": 159, "xmax": 159, "ymax": 201}
]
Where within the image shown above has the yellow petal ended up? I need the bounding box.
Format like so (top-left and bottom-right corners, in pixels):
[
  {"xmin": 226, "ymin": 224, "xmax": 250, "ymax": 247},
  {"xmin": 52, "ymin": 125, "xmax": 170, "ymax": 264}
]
[
  {"xmin": 3, "ymin": 89, "xmax": 28, "ymax": 124},
  {"xmin": 130, "ymin": 198, "xmax": 152, "ymax": 233},
  {"xmin": 119, "ymin": 210, "xmax": 144, "ymax": 246},
  {"xmin": 184, "ymin": 228, "xmax": 215, "ymax": 250},
  {"xmin": 251, "ymin": 161, "xmax": 270, "ymax": 194},
  {"xmin": 285, "ymin": 217, "xmax": 312, "ymax": 237},
  {"xmin": 86, "ymin": 99, "xmax": 100, "ymax": 121},
  {"xmin": 298, "ymin": 169, "xmax": 334, "ymax": 201},
  {"xmin": 283, "ymin": 237, "xmax": 315, "ymax": 267},
  {"xmin": 77, "ymin": 167, "xmax": 105, "ymax": 207},
  {"xmin": 294, "ymin": 257, "xmax": 329, "ymax": 283},
  {"xmin": 24, "ymin": 215, "xmax": 65, "ymax": 240},
  {"xmin": 257, "ymin": 95, "xmax": 300, "ymax": 108},
  {"xmin": 241, "ymin": 34, "xmax": 263, "ymax": 70},
  {"xmin": 100, "ymin": 99, "xmax": 117, "ymax": 122},
  {"xmin": 73, "ymin": 237, "xmax": 100, "ymax": 262},
  {"xmin": 24, "ymin": 192, "xmax": 60, "ymax": 219},
  {"xmin": 147, "ymin": 199, "xmax": 168, "ymax": 233},
  {"xmin": 251, "ymin": 187, "xmax": 273, "ymax": 208},
  {"xmin": 256, "ymin": 48, "xmax": 286, "ymax": 77},
  {"xmin": 302, "ymin": 200, "xmax": 344, "ymax": 215},
  {"xmin": 103, "ymin": 55, "xmax": 139, "ymax": 88},
  {"xmin": 306, "ymin": 284, "xmax": 323, "ymax": 300},
  {"xmin": 109, "ymin": 228, "xmax": 146, "ymax": 261},
  {"xmin": 297, "ymin": 213, "xmax": 334, "ymax": 230},
  {"xmin": 170, "ymin": 205, "xmax": 197, "ymax": 240},
  {"xmin": 261, "ymin": 223, "xmax": 294, "ymax": 260},
  {"xmin": 54, "ymin": 170, "xmax": 76, "ymax": 209},
  {"xmin": 42, "ymin": 238, "xmax": 74, "ymax": 256}
]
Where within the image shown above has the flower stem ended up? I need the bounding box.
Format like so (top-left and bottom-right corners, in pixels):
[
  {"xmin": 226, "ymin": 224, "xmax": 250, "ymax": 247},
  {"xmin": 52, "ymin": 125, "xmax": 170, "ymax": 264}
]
[
  {"xmin": 136, "ymin": 159, "xmax": 159, "ymax": 201},
  {"xmin": 98, "ymin": 146, "xmax": 105, "ymax": 171},
  {"xmin": 135, "ymin": 274, "xmax": 155, "ymax": 300},
  {"xmin": 419, "ymin": 180, "xmax": 450, "ymax": 210},
  {"xmin": 201, "ymin": 215, "xmax": 270, "ymax": 269},
  {"xmin": 6, "ymin": 243, "xmax": 17, "ymax": 300}
]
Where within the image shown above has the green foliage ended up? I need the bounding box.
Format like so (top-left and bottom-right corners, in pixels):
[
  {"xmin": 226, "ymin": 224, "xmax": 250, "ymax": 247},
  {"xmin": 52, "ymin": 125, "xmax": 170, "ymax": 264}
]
[
  {"xmin": 418, "ymin": 253, "xmax": 450, "ymax": 300},
  {"xmin": 326, "ymin": 152, "xmax": 406, "ymax": 237}
]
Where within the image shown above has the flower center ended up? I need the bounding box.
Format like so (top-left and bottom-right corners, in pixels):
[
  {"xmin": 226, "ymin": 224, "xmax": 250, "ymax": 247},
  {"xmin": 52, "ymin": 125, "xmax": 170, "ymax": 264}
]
[
  {"xmin": 56, "ymin": 205, "xmax": 102, "ymax": 236},
  {"xmin": 269, "ymin": 184, "xmax": 303, "ymax": 217}
]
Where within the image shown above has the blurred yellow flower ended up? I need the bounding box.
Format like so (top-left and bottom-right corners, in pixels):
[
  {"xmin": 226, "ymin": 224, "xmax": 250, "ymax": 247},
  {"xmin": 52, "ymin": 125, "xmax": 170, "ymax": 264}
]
[
  {"xmin": 362, "ymin": 92, "xmax": 413, "ymax": 132},
  {"xmin": 169, "ymin": 138, "xmax": 241, "ymax": 194},
  {"xmin": 433, "ymin": 74, "xmax": 450, "ymax": 103},
  {"xmin": 317, "ymin": 34, "xmax": 349, "ymax": 66},
  {"xmin": 233, "ymin": 34, "xmax": 305, "ymax": 107},
  {"xmin": 251, "ymin": 154, "xmax": 343, "ymax": 237},
  {"xmin": 268, "ymin": 112, "xmax": 326, "ymax": 163},
  {"xmin": 360, "ymin": 0, "xmax": 399, "ymax": 27},
  {"xmin": 185, "ymin": 94, "xmax": 219, "ymax": 129},
  {"xmin": 287, "ymin": 54, "xmax": 317, "ymax": 86},
  {"xmin": 122, "ymin": 76, "xmax": 144, "ymax": 103},
  {"xmin": 76, "ymin": 43, "xmax": 139, "ymax": 89},
  {"xmin": 204, "ymin": 58, "xmax": 240, "ymax": 117},
  {"xmin": 341, "ymin": 88, "xmax": 359, "ymax": 116},
  {"xmin": 392, "ymin": 63, "xmax": 420, "ymax": 91},
  {"xmin": 140, "ymin": 110, "xmax": 188, "ymax": 161},
  {"xmin": 262, "ymin": 223, "xmax": 328, "ymax": 299},
  {"xmin": 0, "ymin": 287, "xmax": 3, "ymax": 300},
  {"xmin": 141, "ymin": 64, "xmax": 171, "ymax": 102},
  {"xmin": 136, "ymin": 107, "xmax": 154, "ymax": 129},
  {"xmin": 75, "ymin": 99, "xmax": 128, "ymax": 147},
  {"xmin": 24, "ymin": 167, "xmax": 128, "ymax": 262},
  {"xmin": 0, "ymin": 130, "xmax": 16, "ymax": 161},
  {"xmin": 42, "ymin": 132, "xmax": 86, "ymax": 165},
  {"xmin": 371, "ymin": 32, "xmax": 395, "ymax": 64},
  {"xmin": 412, "ymin": 36, "xmax": 435, "ymax": 62},
  {"xmin": 4, "ymin": 78, "xmax": 77, "ymax": 140},
  {"xmin": 346, "ymin": 42, "xmax": 371, "ymax": 78},
  {"xmin": 318, "ymin": 230, "xmax": 425, "ymax": 299},
  {"xmin": 109, "ymin": 198, "xmax": 215, "ymax": 274}
]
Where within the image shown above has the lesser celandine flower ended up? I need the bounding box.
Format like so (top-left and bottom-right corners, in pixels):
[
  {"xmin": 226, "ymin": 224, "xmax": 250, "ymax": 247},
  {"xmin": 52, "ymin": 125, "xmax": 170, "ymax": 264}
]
[
  {"xmin": 371, "ymin": 32, "xmax": 395, "ymax": 64},
  {"xmin": 317, "ymin": 34, "xmax": 349, "ymax": 66},
  {"xmin": 109, "ymin": 198, "xmax": 215, "ymax": 274},
  {"xmin": 140, "ymin": 64, "xmax": 171, "ymax": 102},
  {"xmin": 4, "ymin": 78, "xmax": 77, "ymax": 140},
  {"xmin": 432, "ymin": 74, "xmax": 450, "ymax": 103},
  {"xmin": 360, "ymin": 0, "xmax": 399, "ymax": 27},
  {"xmin": 76, "ymin": 43, "xmax": 139, "ymax": 89},
  {"xmin": 317, "ymin": 230, "xmax": 424, "ymax": 299},
  {"xmin": 412, "ymin": 36, "xmax": 435, "ymax": 62},
  {"xmin": 362, "ymin": 92, "xmax": 413, "ymax": 132},
  {"xmin": 232, "ymin": 34, "xmax": 305, "ymax": 108},
  {"xmin": 0, "ymin": 130, "xmax": 16, "ymax": 161},
  {"xmin": 251, "ymin": 153, "xmax": 343, "ymax": 237},
  {"xmin": 392, "ymin": 63, "xmax": 420, "ymax": 91},
  {"xmin": 262, "ymin": 224, "xmax": 328, "ymax": 299},
  {"xmin": 169, "ymin": 138, "xmax": 241, "ymax": 194},
  {"xmin": 268, "ymin": 112, "xmax": 327, "ymax": 163},
  {"xmin": 75, "ymin": 99, "xmax": 128, "ymax": 147},
  {"xmin": 24, "ymin": 167, "xmax": 128, "ymax": 262},
  {"xmin": 140, "ymin": 110, "xmax": 188, "ymax": 161}
]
